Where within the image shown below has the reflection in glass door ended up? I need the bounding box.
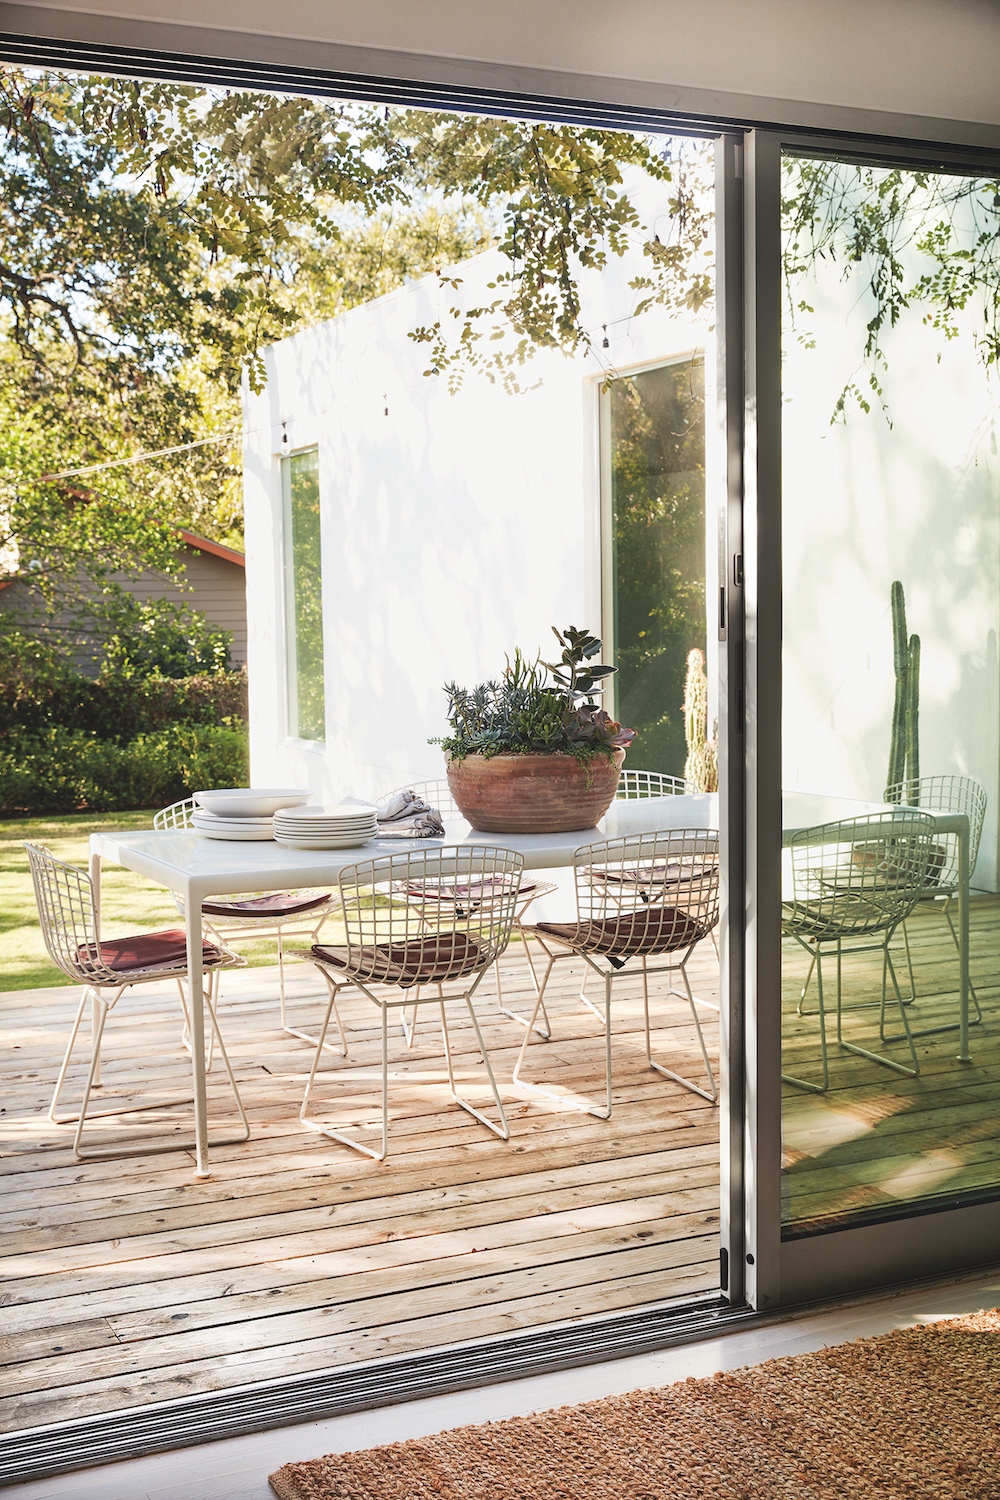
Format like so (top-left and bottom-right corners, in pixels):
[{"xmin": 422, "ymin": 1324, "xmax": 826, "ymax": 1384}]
[
  {"xmin": 779, "ymin": 155, "xmax": 1000, "ymax": 1240},
  {"xmin": 603, "ymin": 357, "xmax": 708, "ymax": 777}
]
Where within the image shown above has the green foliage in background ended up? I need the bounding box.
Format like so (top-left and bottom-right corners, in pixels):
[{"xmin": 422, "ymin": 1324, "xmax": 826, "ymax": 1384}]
[
  {"xmin": 0, "ymin": 67, "xmax": 711, "ymax": 622},
  {"xmin": 0, "ymin": 722, "xmax": 248, "ymax": 815},
  {"xmin": 610, "ymin": 359, "xmax": 706, "ymax": 775},
  {"xmin": 0, "ymin": 626, "xmax": 247, "ymax": 737}
]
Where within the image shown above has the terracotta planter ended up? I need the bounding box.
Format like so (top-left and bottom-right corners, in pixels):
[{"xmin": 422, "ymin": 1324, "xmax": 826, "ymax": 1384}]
[{"xmin": 446, "ymin": 750, "xmax": 626, "ymax": 833}]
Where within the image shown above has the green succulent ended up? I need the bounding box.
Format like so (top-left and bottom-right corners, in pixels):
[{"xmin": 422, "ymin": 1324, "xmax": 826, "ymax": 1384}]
[{"xmin": 435, "ymin": 626, "xmax": 636, "ymax": 763}]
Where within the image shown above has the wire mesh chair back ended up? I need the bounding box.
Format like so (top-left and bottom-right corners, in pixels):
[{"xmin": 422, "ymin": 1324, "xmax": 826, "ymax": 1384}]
[
  {"xmin": 25, "ymin": 842, "xmax": 104, "ymax": 984},
  {"xmin": 884, "ymin": 774, "xmax": 987, "ymax": 890},
  {"xmin": 22, "ymin": 842, "xmax": 177, "ymax": 989},
  {"xmin": 615, "ymin": 769, "xmax": 687, "ymax": 799},
  {"xmin": 379, "ymin": 778, "xmax": 461, "ymax": 822},
  {"xmin": 570, "ymin": 829, "xmax": 720, "ymax": 950},
  {"xmin": 153, "ymin": 798, "xmax": 196, "ymax": 831},
  {"xmin": 335, "ymin": 847, "xmax": 523, "ymax": 988},
  {"xmin": 782, "ymin": 813, "xmax": 937, "ymax": 940}
]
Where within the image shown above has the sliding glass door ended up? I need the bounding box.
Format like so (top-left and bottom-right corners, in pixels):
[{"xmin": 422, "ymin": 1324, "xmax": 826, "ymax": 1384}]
[{"xmin": 743, "ymin": 135, "xmax": 1000, "ymax": 1303}]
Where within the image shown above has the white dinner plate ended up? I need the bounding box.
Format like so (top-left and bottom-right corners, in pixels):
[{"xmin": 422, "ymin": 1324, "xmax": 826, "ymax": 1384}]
[
  {"xmin": 274, "ymin": 822, "xmax": 377, "ymax": 835},
  {"xmin": 196, "ymin": 826, "xmax": 276, "ymax": 842},
  {"xmin": 275, "ymin": 810, "xmax": 377, "ymax": 822},
  {"xmin": 274, "ymin": 822, "xmax": 379, "ymax": 834},
  {"xmin": 274, "ymin": 835, "xmax": 373, "ymax": 850},
  {"xmin": 192, "ymin": 813, "xmax": 276, "ymax": 831}
]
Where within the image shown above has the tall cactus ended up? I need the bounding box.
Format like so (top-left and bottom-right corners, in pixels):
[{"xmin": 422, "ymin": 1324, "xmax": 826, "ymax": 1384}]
[
  {"xmin": 684, "ymin": 648, "xmax": 718, "ymax": 793},
  {"xmin": 887, "ymin": 580, "xmax": 920, "ymax": 800}
]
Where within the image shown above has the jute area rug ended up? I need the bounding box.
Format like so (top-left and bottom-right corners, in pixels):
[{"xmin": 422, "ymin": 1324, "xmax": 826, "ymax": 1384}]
[{"xmin": 269, "ymin": 1309, "xmax": 1000, "ymax": 1499}]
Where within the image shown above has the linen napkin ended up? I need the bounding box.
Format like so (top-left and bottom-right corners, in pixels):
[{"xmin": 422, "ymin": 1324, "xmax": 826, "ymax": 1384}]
[{"xmin": 376, "ymin": 788, "xmax": 446, "ymax": 839}]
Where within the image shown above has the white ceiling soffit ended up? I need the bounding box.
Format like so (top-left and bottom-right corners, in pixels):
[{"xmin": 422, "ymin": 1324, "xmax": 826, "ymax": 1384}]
[{"xmin": 2, "ymin": 0, "xmax": 1000, "ymax": 149}]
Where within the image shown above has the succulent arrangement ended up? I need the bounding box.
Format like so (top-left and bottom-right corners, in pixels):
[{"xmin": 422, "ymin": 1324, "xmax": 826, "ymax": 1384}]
[{"xmin": 438, "ymin": 626, "xmax": 636, "ymax": 763}]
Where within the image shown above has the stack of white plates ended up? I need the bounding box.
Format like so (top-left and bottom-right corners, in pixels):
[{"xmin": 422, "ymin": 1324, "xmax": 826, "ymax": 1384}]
[
  {"xmin": 273, "ymin": 803, "xmax": 378, "ymax": 850},
  {"xmin": 191, "ymin": 809, "xmax": 277, "ymax": 842},
  {"xmin": 191, "ymin": 789, "xmax": 311, "ymax": 841}
]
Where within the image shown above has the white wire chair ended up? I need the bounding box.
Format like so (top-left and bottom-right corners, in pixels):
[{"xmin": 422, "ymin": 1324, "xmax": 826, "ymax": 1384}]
[
  {"xmin": 587, "ymin": 767, "xmax": 719, "ymax": 973},
  {"xmin": 615, "ymin": 769, "xmax": 688, "ymax": 799},
  {"xmin": 154, "ymin": 798, "xmax": 337, "ymax": 1044},
  {"xmin": 299, "ymin": 847, "xmax": 524, "ymax": 1161},
  {"xmin": 377, "ymin": 779, "xmax": 558, "ymax": 1040},
  {"xmin": 513, "ymin": 829, "xmax": 720, "ymax": 1120},
  {"xmin": 883, "ymin": 774, "xmax": 987, "ymax": 1032},
  {"xmin": 780, "ymin": 812, "xmax": 937, "ymax": 1094},
  {"xmin": 24, "ymin": 842, "xmax": 248, "ymax": 1161}
]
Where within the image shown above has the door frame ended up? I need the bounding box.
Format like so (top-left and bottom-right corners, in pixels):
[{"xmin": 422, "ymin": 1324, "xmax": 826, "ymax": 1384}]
[{"xmin": 740, "ymin": 126, "xmax": 1000, "ymax": 1307}]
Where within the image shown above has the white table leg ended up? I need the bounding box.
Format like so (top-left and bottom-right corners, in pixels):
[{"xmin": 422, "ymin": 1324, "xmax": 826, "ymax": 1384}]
[
  {"xmin": 958, "ymin": 820, "xmax": 971, "ymax": 1065},
  {"xmin": 89, "ymin": 849, "xmax": 101, "ymax": 930},
  {"xmin": 185, "ymin": 895, "xmax": 210, "ymax": 1176}
]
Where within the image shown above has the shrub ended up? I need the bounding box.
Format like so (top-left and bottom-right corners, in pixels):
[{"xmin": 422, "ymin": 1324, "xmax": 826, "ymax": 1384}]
[
  {"xmin": 0, "ymin": 723, "xmax": 249, "ymax": 815},
  {"xmin": 0, "ymin": 627, "xmax": 248, "ymax": 739},
  {"xmin": 98, "ymin": 594, "xmax": 232, "ymax": 679}
]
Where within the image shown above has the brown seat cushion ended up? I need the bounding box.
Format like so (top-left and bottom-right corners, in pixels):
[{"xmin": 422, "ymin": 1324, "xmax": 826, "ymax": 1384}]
[
  {"xmin": 76, "ymin": 928, "xmax": 228, "ymax": 975},
  {"xmin": 201, "ymin": 891, "xmax": 331, "ymax": 918},
  {"xmin": 535, "ymin": 906, "xmax": 705, "ymax": 958},
  {"xmin": 312, "ymin": 931, "xmax": 482, "ymax": 988},
  {"xmin": 399, "ymin": 876, "xmax": 533, "ymax": 903},
  {"xmin": 583, "ymin": 856, "xmax": 718, "ymax": 887}
]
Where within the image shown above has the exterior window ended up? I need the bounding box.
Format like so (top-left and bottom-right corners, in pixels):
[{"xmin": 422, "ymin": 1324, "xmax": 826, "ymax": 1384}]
[
  {"xmin": 282, "ymin": 448, "xmax": 325, "ymax": 741},
  {"xmin": 603, "ymin": 357, "xmax": 706, "ymax": 775}
]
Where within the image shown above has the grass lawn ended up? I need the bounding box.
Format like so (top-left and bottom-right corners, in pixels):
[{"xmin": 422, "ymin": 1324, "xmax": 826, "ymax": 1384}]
[{"xmin": 1, "ymin": 810, "xmax": 285, "ymax": 991}]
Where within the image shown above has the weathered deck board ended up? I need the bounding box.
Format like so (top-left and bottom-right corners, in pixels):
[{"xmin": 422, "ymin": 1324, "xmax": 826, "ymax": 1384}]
[
  {"xmin": 780, "ymin": 895, "xmax": 1000, "ymax": 1233},
  {"xmin": 0, "ymin": 942, "xmax": 722, "ymax": 1431}
]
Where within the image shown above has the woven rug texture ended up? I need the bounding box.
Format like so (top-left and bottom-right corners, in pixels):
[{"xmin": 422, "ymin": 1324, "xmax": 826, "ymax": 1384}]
[{"xmin": 268, "ymin": 1309, "xmax": 1000, "ymax": 1499}]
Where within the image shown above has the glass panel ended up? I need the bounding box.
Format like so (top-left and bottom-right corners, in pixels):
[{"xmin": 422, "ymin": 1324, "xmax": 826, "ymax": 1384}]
[
  {"xmin": 780, "ymin": 155, "xmax": 1000, "ymax": 1236},
  {"xmin": 283, "ymin": 447, "xmax": 326, "ymax": 741},
  {"xmin": 607, "ymin": 358, "xmax": 706, "ymax": 777}
]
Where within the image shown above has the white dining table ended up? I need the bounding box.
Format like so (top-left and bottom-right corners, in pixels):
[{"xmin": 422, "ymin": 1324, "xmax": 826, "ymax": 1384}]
[{"xmin": 89, "ymin": 787, "xmax": 970, "ymax": 1176}]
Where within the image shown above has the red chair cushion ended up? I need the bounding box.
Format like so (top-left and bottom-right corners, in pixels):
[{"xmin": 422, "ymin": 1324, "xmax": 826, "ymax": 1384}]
[
  {"xmin": 77, "ymin": 928, "xmax": 227, "ymax": 974},
  {"xmin": 312, "ymin": 931, "xmax": 481, "ymax": 988},
  {"xmin": 536, "ymin": 906, "xmax": 705, "ymax": 957},
  {"xmin": 201, "ymin": 891, "xmax": 331, "ymax": 917}
]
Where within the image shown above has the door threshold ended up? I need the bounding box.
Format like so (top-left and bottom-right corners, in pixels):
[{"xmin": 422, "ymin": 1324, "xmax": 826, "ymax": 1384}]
[{"xmin": 0, "ymin": 1293, "xmax": 746, "ymax": 1487}]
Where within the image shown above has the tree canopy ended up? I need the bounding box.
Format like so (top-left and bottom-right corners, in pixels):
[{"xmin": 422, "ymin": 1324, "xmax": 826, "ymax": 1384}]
[{"xmin": 0, "ymin": 68, "xmax": 712, "ymax": 628}]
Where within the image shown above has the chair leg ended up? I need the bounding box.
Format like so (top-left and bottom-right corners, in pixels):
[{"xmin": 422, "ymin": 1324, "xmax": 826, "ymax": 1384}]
[
  {"xmin": 439, "ymin": 988, "xmax": 510, "ymax": 1140},
  {"xmin": 51, "ymin": 973, "xmax": 249, "ymax": 1160},
  {"xmin": 643, "ymin": 954, "xmax": 717, "ymax": 1103},
  {"xmin": 841, "ymin": 942, "xmax": 919, "ymax": 1077},
  {"xmin": 513, "ymin": 951, "xmax": 610, "ymax": 1121},
  {"xmin": 880, "ymin": 900, "xmax": 981, "ymax": 1042},
  {"xmin": 782, "ymin": 942, "xmax": 829, "ymax": 1093},
  {"xmin": 300, "ymin": 981, "xmax": 384, "ymax": 1160},
  {"xmin": 943, "ymin": 899, "xmax": 982, "ymax": 1019},
  {"xmin": 284, "ymin": 960, "xmax": 348, "ymax": 1053},
  {"xmin": 401, "ymin": 987, "xmax": 420, "ymax": 1047},
  {"xmin": 495, "ymin": 939, "xmax": 551, "ymax": 1039},
  {"xmin": 512, "ymin": 949, "xmax": 559, "ymax": 1087}
]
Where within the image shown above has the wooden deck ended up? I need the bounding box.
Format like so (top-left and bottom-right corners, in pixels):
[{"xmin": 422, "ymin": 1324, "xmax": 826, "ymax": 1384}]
[
  {"xmin": 0, "ymin": 942, "xmax": 722, "ymax": 1432},
  {"xmin": 781, "ymin": 895, "xmax": 1000, "ymax": 1235}
]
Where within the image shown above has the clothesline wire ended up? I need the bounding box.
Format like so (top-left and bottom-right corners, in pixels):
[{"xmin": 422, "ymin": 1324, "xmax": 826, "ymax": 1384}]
[{"xmin": 39, "ymin": 430, "xmax": 242, "ymax": 482}]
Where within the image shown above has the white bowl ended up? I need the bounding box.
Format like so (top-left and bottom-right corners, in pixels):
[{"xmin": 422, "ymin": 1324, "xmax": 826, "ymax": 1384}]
[{"xmin": 194, "ymin": 788, "xmax": 311, "ymax": 818}]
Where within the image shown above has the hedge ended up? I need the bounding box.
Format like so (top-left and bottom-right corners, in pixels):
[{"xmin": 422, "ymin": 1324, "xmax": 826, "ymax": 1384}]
[
  {"xmin": 2, "ymin": 661, "xmax": 249, "ymax": 740},
  {"xmin": 0, "ymin": 723, "xmax": 250, "ymax": 815}
]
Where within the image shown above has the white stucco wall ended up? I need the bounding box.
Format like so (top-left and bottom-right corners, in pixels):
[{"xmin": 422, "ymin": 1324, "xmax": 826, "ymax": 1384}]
[
  {"xmin": 782, "ymin": 210, "xmax": 1000, "ymax": 890},
  {"xmin": 243, "ymin": 244, "xmax": 712, "ymax": 804}
]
